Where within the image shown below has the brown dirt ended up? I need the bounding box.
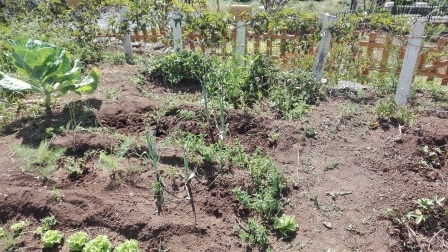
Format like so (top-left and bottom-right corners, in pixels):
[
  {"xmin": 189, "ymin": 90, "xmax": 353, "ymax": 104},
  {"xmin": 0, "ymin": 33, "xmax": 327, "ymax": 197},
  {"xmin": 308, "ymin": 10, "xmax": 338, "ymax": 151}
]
[{"xmin": 1, "ymin": 63, "xmax": 447, "ymax": 251}]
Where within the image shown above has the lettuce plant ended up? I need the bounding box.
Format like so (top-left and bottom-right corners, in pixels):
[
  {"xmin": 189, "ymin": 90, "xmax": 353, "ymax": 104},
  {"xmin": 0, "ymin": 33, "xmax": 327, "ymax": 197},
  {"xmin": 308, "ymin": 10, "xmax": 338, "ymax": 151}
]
[
  {"xmin": 67, "ymin": 231, "xmax": 90, "ymax": 251},
  {"xmin": 115, "ymin": 239, "xmax": 140, "ymax": 252},
  {"xmin": 9, "ymin": 221, "xmax": 27, "ymax": 235},
  {"xmin": 41, "ymin": 230, "xmax": 63, "ymax": 248},
  {"xmin": 82, "ymin": 235, "xmax": 112, "ymax": 252},
  {"xmin": 0, "ymin": 39, "xmax": 99, "ymax": 113},
  {"xmin": 273, "ymin": 214, "xmax": 297, "ymax": 237}
]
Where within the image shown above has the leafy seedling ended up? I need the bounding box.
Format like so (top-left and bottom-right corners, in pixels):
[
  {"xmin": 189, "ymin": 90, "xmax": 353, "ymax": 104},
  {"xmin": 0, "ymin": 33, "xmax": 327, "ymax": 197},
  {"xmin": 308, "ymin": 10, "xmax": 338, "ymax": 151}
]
[
  {"xmin": 40, "ymin": 214, "xmax": 57, "ymax": 229},
  {"xmin": 0, "ymin": 39, "xmax": 99, "ymax": 114},
  {"xmin": 67, "ymin": 231, "xmax": 90, "ymax": 251},
  {"xmin": 407, "ymin": 209, "xmax": 428, "ymax": 225},
  {"xmin": 98, "ymin": 136, "xmax": 134, "ymax": 181},
  {"xmin": 415, "ymin": 198, "xmax": 435, "ymax": 211},
  {"xmin": 41, "ymin": 230, "xmax": 63, "ymax": 248},
  {"xmin": 35, "ymin": 214, "xmax": 58, "ymax": 236},
  {"xmin": 235, "ymin": 218, "xmax": 269, "ymax": 247},
  {"xmin": 9, "ymin": 221, "xmax": 27, "ymax": 235},
  {"xmin": 0, "ymin": 226, "xmax": 22, "ymax": 251}
]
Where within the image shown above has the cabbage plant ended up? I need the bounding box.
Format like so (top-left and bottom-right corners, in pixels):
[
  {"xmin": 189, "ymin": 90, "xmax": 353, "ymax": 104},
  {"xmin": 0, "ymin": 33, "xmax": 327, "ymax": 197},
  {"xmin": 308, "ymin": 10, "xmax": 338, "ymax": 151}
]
[{"xmin": 0, "ymin": 39, "xmax": 99, "ymax": 114}]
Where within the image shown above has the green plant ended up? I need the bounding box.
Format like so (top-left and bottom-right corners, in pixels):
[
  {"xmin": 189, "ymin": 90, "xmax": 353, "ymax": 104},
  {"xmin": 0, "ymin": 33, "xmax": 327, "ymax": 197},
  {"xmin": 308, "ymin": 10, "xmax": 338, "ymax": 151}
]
[
  {"xmin": 144, "ymin": 127, "xmax": 164, "ymax": 214},
  {"xmin": 375, "ymin": 97, "xmax": 417, "ymax": 125},
  {"xmin": 67, "ymin": 231, "xmax": 90, "ymax": 252},
  {"xmin": 16, "ymin": 141, "xmax": 66, "ymax": 180},
  {"xmin": 98, "ymin": 152, "xmax": 119, "ymax": 181},
  {"xmin": 233, "ymin": 149, "xmax": 287, "ymax": 221},
  {"xmin": 273, "ymin": 214, "xmax": 298, "ymax": 237},
  {"xmin": 420, "ymin": 145, "xmax": 446, "ymax": 169},
  {"xmin": 235, "ymin": 218, "xmax": 269, "ymax": 247},
  {"xmin": 268, "ymin": 132, "xmax": 280, "ymax": 145},
  {"xmin": 41, "ymin": 230, "xmax": 63, "ymax": 248},
  {"xmin": 105, "ymin": 89, "xmax": 120, "ymax": 101},
  {"xmin": 40, "ymin": 214, "xmax": 57, "ymax": 229},
  {"xmin": 9, "ymin": 221, "xmax": 27, "ymax": 235},
  {"xmin": 98, "ymin": 136, "xmax": 134, "ymax": 181},
  {"xmin": 65, "ymin": 157, "xmax": 83, "ymax": 177},
  {"xmin": 0, "ymin": 39, "xmax": 99, "ymax": 113},
  {"xmin": 167, "ymin": 166, "xmax": 177, "ymax": 181},
  {"xmin": 50, "ymin": 187, "xmax": 63, "ymax": 203},
  {"xmin": 309, "ymin": 193, "xmax": 319, "ymax": 209},
  {"xmin": 114, "ymin": 239, "xmax": 140, "ymax": 252},
  {"xmin": 324, "ymin": 162, "xmax": 339, "ymax": 171},
  {"xmin": 270, "ymin": 69, "xmax": 319, "ymax": 121},
  {"xmin": 406, "ymin": 209, "xmax": 428, "ymax": 225},
  {"xmin": 83, "ymin": 235, "xmax": 112, "ymax": 252},
  {"xmin": 0, "ymin": 225, "xmax": 22, "ymax": 251},
  {"xmin": 148, "ymin": 50, "xmax": 212, "ymax": 85}
]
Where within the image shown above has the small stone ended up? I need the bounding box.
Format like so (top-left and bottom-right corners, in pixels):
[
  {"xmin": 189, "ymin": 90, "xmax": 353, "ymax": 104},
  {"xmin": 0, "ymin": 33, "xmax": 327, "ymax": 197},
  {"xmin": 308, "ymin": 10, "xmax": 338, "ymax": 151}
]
[
  {"xmin": 292, "ymin": 183, "xmax": 300, "ymax": 190},
  {"xmin": 323, "ymin": 221, "xmax": 332, "ymax": 229}
]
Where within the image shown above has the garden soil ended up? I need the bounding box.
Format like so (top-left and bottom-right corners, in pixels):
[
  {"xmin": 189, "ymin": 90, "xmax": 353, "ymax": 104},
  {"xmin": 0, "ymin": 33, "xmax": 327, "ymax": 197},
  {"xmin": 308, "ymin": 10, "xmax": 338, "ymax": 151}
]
[{"xmin": 0, "ymin": 64, "xmax": 447, "ymax": 251}]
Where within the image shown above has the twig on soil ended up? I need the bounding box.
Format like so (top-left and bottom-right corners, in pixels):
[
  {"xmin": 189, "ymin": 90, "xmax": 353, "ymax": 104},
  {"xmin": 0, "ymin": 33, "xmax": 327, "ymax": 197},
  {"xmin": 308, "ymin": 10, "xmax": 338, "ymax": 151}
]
[
  {"xmin": 297, "ymin": 149, "xmax": 300, "ymax": 180},
  {"xmin": 235, "ymin": 217, "xmax": 248, "ymax": 232},
  {"xmin": 407, "ymin": 226, "xmax": 419, "ymax": 245},
  {"xmin": 325, "ymin": 191, "xmax": 352, "ymax": 200},
  {"xmin": 430, "ymin": 166, "xmax": 446, "ymax": 184},
  {"xmin": 9, "ymin": 150, "xmax": 16, "ymax": 163},
  {"xmin": 428, "ymin": 228, "xmax": 445, "ymax": 250}
]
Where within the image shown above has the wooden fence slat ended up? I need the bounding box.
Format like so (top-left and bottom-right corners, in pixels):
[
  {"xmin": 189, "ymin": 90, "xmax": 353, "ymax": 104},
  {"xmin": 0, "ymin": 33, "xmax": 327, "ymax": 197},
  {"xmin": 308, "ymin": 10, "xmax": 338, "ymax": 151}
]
[
  {"xmin": 124, "ymin": 25, "xmax": 448, "ymax": 84},
  {"xmin": 379, "ymin": 35, "xmax": 392, "ymax": 71},
  {"xmin": 151, "ymin": 27, "xmax": 158, "ymax": 43}
]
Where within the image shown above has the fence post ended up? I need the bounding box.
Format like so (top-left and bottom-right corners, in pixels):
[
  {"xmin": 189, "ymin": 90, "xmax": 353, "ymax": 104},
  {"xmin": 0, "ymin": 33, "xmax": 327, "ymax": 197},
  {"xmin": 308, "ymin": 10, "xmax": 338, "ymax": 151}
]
[
  {"xmin": 171, "ymin": 8, "xmax": 182, "ymax": 51},
  {"xmin": 231, "ymin": 5, "xmax": 251, "ymax": 63},
  {"xmin": 121, "ymin": 7, "xmax": 133, "ymax": 64},
  {"xmin": 394, "ymin": 19, "xmax": 426, "ymax": 106},
  {"xmin": 312, "ymin": 13, "xmax": 337, "ymax": 82}
]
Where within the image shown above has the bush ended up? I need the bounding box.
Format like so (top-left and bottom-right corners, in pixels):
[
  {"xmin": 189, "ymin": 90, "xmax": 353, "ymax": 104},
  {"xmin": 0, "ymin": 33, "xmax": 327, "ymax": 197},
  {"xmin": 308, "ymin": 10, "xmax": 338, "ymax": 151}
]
[{"xmin": 148, "ymin": 51, "xmax": 213, "ymax": 85}]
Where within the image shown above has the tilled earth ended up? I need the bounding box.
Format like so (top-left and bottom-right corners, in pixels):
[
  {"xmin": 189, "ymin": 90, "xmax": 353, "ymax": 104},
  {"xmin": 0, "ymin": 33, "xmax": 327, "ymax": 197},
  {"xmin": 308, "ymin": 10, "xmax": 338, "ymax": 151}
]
[{"xmin": 0, "ymin": 64, "xmax": 447, "ymax": 251}]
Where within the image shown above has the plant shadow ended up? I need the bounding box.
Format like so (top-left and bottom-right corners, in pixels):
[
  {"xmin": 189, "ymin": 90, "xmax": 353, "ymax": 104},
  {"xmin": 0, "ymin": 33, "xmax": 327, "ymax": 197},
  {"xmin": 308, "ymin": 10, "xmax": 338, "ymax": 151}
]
[{"xmin": 1, "ymin": 98, "xmax": 102, "ymax": 147}]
